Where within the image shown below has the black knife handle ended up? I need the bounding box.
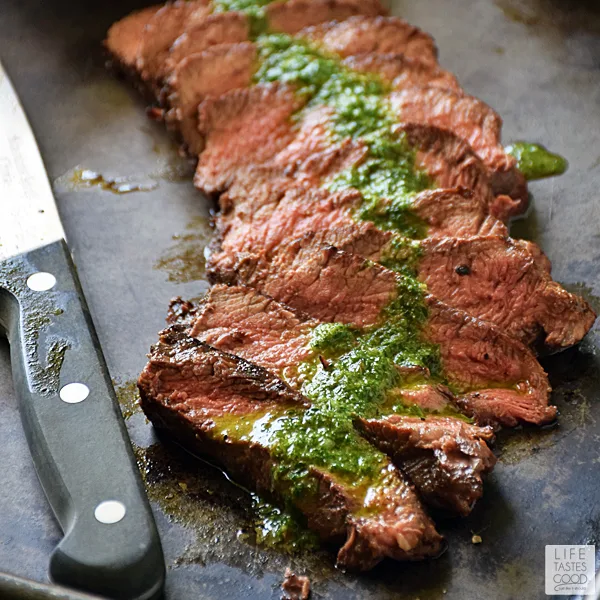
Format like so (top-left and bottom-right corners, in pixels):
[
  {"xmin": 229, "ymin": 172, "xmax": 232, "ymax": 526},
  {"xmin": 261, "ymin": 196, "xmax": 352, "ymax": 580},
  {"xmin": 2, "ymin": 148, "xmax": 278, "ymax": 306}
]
[{"xmin": 0, "ymin": 240, "xmax": 165, "ymax": 600}]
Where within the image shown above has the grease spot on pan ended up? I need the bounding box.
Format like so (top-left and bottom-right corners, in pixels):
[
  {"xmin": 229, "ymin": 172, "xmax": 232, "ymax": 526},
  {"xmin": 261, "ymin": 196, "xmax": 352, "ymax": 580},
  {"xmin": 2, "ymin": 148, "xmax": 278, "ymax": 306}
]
[{"xmin": 154, "ymin": 216, "xmax": 212, "ymax": 283}]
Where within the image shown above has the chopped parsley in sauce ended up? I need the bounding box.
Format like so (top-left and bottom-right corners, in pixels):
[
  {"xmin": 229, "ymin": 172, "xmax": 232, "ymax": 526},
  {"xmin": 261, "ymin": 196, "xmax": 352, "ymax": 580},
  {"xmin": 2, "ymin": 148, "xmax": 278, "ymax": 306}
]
[
  {"xmin": 255, "ymin": 33, "xmax": 432, "ymax": 237},
  {"xmin": 506, "ymin": 141, "xmax": 568, "ymax": 180},
  {"xmin": 206, "ymin": 16, "xmax": 456, "ymax": 513}
]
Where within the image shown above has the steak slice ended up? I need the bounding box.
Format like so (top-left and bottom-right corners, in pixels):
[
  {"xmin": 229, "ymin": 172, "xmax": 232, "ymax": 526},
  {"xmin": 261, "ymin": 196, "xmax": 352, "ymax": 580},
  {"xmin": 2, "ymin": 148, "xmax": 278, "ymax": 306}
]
[
  {"xmin": 137, "ymin": 0, "xmax": 213, "ymax": 87},
  {"xmin": 416, "ymin": 236, "xmax": 596, "ymax": 350},
  {"xmin": 225, "ymin": 234, "xmax": 554, "ymax": 427},
  {"xmin": 301, "ymin": 16, "xmax": 438, "ymax": 64},
  {"xmin": 265, "ymin": 0, "xmax": 386, "ymax": 35},
  {"xmin": 212, "ymin": 170, "xmax": 505, "ymax": 272},
  {"xmin": 104, "ymin": 5, "xmax": 162, "ymax": 76},
  {"xmin": 165, "ymin": 42, "xmax": 258, "ymax": 154},
  {"xmin": 139, "ymin": 325, "xmax": 443, "ymax": 570},
  {"xmin": 274, "ymin": 110, "xmax": 516, "ymax": 219},
  {"xmin": 209, "ymin": 171, "xmax": 594, "ymax": 349},
  {"xmin": 195, "ymin": 84, "xmax": 307, "ymax": 194},
  {"xmin": 342, "ymin": 53, "xmax": 462, "ymax": 93},
  {"xmin": 357, "ymin": 416, "xmax": 496, "ymax": 516},
  {"xmin": 187, "ymin": 284, "xmax": 496, "ymax": 514},
  {"xmin": 388, "ymin": 87, "xmax": 528, "ymax": 211},
  {"xmin": 165, "ymin": 12, "xmax": 251, "ymax": 76}
]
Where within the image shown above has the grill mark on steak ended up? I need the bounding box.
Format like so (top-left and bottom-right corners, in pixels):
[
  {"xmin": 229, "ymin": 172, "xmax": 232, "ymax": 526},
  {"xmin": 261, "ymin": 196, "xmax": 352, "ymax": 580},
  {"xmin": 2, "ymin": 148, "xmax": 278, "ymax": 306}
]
[
  {"xmin": 223, "ymin": 234, "xmax": 554, "ymax": 427},
  {"xmin": 139, "ymin": 325, "xmax": 444, "ymax": 570},
  {"xmin": 187, "ymin": 284, "xmax": 496, "ymax": 514},
  {"xmin": 389, "ymin": 87, "xmax": 528, "ymax": 210},
  {"xmin": 300, "ymin": 16, "xmax": 438, "ymax": 64}
]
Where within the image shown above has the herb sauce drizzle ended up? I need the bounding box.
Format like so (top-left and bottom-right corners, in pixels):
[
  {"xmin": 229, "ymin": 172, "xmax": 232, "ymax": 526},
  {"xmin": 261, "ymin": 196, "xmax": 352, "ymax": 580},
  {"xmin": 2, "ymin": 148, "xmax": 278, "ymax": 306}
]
[{"xmin": 506, "ymin": 141, "xmax": 568, "ymax": 180}]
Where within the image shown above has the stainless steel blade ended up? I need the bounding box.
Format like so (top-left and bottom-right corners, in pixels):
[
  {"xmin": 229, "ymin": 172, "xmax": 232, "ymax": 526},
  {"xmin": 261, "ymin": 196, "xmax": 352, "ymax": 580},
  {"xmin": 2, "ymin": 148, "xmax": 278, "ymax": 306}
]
[{"xmin": 0, "ymin": 60, "xmax": 64, "ymax": 261}]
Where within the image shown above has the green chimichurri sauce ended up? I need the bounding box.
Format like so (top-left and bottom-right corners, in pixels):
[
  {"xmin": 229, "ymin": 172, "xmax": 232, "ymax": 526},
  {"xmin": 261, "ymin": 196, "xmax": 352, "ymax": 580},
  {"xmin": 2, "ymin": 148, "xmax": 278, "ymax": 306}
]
[
  {"xmin": 213, "ymin": 274, "xmax": 455, "ymax": 504},
  {"xmin": 254, "ymin": 33, "xmax": 433, "ymax": 238},
  {"xmin": 212, "ymin": 0, "xmax": 275, "ymax": 15},
  {"xmin": 506, "ymin": 142, "xmax": 568, "ymax": 180},
  {"xmin": 212, "ymin": 0, "xmax": 280, "ymax": 35},
  {"xmin": 204, "ymin": 3, "xmax": 463, "ymax": 539}
]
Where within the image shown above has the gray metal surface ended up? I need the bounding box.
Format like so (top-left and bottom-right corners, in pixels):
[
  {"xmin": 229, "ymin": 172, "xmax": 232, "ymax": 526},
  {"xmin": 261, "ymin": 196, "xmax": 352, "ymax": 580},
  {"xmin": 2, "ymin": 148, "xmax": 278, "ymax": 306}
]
[{"xmin": 0, "ymin": 0, "xmax": 599, "ymax": 598}]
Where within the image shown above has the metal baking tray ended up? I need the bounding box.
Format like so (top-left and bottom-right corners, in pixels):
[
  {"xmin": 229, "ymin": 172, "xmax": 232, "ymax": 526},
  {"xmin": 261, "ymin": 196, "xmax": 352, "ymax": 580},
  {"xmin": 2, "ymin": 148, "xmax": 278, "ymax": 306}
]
[{"xmin": 0, "ymin": 0, "xmax": 599, "ymax": 598}]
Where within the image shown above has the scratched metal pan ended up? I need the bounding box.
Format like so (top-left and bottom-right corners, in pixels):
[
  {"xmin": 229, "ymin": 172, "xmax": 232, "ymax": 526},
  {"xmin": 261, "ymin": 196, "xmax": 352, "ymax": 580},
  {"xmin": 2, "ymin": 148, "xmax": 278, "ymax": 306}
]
[{"xmin": 0, "ymin": 0, "xmax": 599, "ymax": 598}]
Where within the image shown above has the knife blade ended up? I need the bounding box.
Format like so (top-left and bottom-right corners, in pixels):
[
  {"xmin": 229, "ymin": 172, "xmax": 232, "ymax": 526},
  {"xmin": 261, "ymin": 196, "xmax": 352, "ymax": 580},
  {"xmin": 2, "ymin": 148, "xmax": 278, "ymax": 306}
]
[{"xmin": 0, "ymin": 62, "xmax": 164, "ymax": 600}]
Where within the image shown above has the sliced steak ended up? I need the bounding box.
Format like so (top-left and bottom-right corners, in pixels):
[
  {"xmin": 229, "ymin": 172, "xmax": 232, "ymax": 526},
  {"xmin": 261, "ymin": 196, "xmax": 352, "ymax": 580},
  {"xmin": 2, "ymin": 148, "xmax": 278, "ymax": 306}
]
[
  {"xmin": 165, "ymin": 42, "xmax": 257, "ymax": 154},
  {"xmin": 417, "ymin": 236, "xmax": 596, "ymax": 350},
  {"xmin": 188, "ymin": 284, "xmax": 495, "ymax": 514},
  {"xmin": 226, "ymin": 235, "xmax": 555, "ymax": 427},
  {"xmin": 191, "ymin": 284, "xmax": 315, "ymax": 379},
  {"xmin": 388, "ymin": 87, "xmax": 528, "ymax": 211},
  {"xmin": 211, "ymin": 175, "xmax": 592, "ymax": 350},
  {"xmin": 357, "ymin": 416, "xmax": 496, "ymax": 516},
  {"xmin": 139, "ymin": 325, "xmax": 443, "ymax": 569},
  {"xmin": 195, "ymin": 84, "xmax": 306, "ymax": 194},
  {"xmin": 266, "ymin": 0, "xmax": 386, "ymax": 35},
  {"xmin": 163, "ymin": 0, "xmax": 385, "ymax": 76},
  {"xmin": 104, "ymin": 5, "xmax": 162, "ymax": 75},
  {"xmin": 301, "ymin": 16, "xmax": 438, "ymax": 64},
  {"xmin": 399, "ymin": 123, "xmax": 519, "ymax": 221},
  {"xmin": 165, "ymin": 12, "xmax": 250, "ymax": 75},
  {"xmin": 193, "ymin": 86, "xmax": 511, "ymax": 219},
  {"xmin": 412, "ymin": 187, "xmax": 506, "ymax": 238},
  {"xmin": 137, "ymin": 0, "xmax": 212, "ymax": 86},
  {"xmin": 326, "ymin": 227, "xmax": 594, "ymax": 350},
  {"xmin": 342, "ymin": 53, "xmax": 462, "ymax": 93},
  {"xmin": 213, "ymin": 172, "xmax": 506, "ymax": 270},
  {"xmin": 165, "ymin": 48, "xmax": 462, "ymax": 156},
  {"xmin": 276, "ymin": 114, "xmax": 516, "ymax": 219}
]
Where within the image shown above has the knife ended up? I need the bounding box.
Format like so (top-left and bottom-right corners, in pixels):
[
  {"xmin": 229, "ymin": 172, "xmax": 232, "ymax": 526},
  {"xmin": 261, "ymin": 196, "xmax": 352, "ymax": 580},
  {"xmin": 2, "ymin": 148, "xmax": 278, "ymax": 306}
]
[{"xmin": 0, "ymin": 62, "xmax": 165, "ymax": 599}]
